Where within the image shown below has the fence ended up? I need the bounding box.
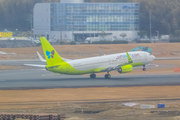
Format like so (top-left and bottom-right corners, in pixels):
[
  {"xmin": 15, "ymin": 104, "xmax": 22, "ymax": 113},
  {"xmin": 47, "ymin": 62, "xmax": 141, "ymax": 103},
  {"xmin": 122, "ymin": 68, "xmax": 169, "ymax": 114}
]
[{"xmin": 0, "ymin": 114, "xmax": 65, "ymax": 120}]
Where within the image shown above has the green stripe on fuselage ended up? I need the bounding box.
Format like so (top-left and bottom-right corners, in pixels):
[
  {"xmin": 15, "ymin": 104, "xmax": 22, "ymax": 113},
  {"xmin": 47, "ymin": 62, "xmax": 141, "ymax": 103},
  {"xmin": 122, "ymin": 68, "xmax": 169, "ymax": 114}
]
[
  {"xmin": 46, "ymin": 61, "xmax": 144, "ymax": 75},
  {"xmin": 46, "ymin": 62, "xmax": 105, "ymax": 75},
  {"xmin": 131, "ymin": 63, "xmax": 145, "ymax": 67}
]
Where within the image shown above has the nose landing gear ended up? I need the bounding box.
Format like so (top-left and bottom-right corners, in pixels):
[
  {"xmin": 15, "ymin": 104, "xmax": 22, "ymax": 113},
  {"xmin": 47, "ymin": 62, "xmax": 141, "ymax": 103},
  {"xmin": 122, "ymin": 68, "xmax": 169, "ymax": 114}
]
[{"xmin": 143, "ymin": 65, "xmax": 146, "ymax": 71}]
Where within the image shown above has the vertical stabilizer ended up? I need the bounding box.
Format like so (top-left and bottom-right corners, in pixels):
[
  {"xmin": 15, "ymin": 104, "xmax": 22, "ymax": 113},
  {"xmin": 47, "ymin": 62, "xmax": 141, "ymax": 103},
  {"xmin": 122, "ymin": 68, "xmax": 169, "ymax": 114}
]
[{"xmin": 40, "ymin": 37, "xmax": 64, "ymax": 66}]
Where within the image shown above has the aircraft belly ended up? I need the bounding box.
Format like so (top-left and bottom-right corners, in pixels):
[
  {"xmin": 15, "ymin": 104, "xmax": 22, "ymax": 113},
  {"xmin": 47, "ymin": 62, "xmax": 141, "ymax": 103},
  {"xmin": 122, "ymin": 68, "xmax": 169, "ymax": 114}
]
[
  {"xmin": 131, "ymin": 59, "xmax": 145, "ymax": 67},
  {"xmin": 74, "ymin": 63, "xmax": 107, "ymax": 71},
  {"xmin": 74, "ymin": 65, "xmax": 96, "ymax": 71}
]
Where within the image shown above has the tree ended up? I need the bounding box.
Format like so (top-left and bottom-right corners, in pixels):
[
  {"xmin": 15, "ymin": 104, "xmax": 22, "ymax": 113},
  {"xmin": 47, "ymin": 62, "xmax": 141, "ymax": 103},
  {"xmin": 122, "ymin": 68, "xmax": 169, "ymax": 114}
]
[
  {"xmin": 120, "ymin": 33, "xmax": 127, "ymax": 40},
  {"xmin": 138, "ymin": 30, "xmax": 147, "ymax": 38},
  {"xmin": 161, "ymin": 19, "xmax": 171, "ymax": 34},
  {"xmin": 100, "ymin": 31, "xmax": 108, "ymax": 40},
  {"xmin": 174, "ymin": 30, "xmax": 180, "ymax": 38},
  {"xmin": 1, "ymin": 0, "xmax": 180, "ymax": 35}
]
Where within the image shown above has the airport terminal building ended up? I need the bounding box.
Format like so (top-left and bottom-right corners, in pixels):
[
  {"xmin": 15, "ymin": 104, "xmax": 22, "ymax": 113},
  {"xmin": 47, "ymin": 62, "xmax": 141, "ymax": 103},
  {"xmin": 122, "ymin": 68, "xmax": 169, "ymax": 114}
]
[{"xmin": 33, "ymin": 0, "xmax": 139, "ymax": 41}]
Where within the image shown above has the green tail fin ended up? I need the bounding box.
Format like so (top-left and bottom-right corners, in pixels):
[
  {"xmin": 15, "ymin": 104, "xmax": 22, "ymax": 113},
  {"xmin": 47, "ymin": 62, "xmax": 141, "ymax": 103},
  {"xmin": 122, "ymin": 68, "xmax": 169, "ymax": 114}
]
[
  {"xmin": 40, "ymin": 37, "xmax": 64, "ymax": 66},
  {"xmin": 126, "ymin": 52, "xmax": 133, "ymax": 63}
]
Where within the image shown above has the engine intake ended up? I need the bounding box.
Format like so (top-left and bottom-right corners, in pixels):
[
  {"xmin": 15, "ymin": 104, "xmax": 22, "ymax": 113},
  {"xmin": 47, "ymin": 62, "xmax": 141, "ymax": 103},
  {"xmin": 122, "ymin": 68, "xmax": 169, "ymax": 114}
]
[{"xmin": 118, "ymin": 65, "xmax": 133, "ymax": 73}]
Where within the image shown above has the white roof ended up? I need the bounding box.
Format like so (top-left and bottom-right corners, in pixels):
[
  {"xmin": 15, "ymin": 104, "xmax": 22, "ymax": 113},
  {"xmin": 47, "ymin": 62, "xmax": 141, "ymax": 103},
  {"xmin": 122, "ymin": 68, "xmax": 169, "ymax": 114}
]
[{"xmin": 61, "ymin": 0, "xmax": 84, "ymax": 3}]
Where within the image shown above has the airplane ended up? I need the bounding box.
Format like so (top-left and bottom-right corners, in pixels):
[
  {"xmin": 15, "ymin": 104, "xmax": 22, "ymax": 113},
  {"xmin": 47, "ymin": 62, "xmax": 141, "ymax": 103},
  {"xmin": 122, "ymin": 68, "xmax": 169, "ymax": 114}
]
[{"xmin": 25, "ymin": 37, "xmax": 155, "ymax": 79}]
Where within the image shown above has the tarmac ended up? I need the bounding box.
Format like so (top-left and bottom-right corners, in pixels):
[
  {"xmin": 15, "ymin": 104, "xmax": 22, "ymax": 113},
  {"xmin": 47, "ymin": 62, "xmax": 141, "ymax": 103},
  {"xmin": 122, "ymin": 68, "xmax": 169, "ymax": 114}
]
[{"xmin": 0, "ymin": 60, "xmax": 180, "ymax": 90}]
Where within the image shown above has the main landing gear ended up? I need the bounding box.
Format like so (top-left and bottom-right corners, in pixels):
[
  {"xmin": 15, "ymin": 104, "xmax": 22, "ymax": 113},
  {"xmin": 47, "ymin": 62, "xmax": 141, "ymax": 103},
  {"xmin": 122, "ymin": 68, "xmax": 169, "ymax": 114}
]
[
  {"xmin": 143, "ymin": 65, "xmax": 146, "ymax": 71},
  {"xmin": 105, "ymin": 74, "xmax": 111, "ymax": 79},
  {"xmin": 105, "ymin": 72, "xmax": 111, "ymax": 79},
  {"xmin": 90, "ymin": 73, "xmax": 96, "ymax": 79},
  {"xmin": 90, "ymin": 73, "xmax": 111, "ymax": 79}
]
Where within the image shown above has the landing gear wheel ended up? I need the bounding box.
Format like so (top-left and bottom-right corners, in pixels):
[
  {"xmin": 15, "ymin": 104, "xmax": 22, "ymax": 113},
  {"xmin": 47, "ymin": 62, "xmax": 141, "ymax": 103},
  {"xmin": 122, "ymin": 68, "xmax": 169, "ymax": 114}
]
[
  {"xmin": 90, "ymin": 74, "xmax": 96, "ymax": 79},
  {"xmin": 105, "ymin": 74, "xmax": 111, "ymax": 79},
  {"xmin": 143, "ymin": 65, "xmax": 146, "ymax": 71},
  {"xmin": 118, "ymin": 68, "xmax": 122, "ymax": 73}
]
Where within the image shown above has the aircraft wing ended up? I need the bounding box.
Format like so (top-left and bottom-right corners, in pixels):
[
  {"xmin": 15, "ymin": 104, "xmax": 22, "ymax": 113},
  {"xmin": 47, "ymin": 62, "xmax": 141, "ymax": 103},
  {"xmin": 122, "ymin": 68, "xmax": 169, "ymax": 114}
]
[
  {"xmin": 100, "ymin": 65, "xmax": 122, "ymax": 72},
  {"xmin": 101, "ymin": 52, "xmax": 133, "ymax": 72}
]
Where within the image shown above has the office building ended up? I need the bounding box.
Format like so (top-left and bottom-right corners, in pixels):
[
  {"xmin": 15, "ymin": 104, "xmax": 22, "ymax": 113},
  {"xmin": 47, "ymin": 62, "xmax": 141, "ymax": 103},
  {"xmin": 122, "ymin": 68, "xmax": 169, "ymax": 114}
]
[{"xmin": 33, "ymin": 0, "xmax": 139, "ymax": 41}]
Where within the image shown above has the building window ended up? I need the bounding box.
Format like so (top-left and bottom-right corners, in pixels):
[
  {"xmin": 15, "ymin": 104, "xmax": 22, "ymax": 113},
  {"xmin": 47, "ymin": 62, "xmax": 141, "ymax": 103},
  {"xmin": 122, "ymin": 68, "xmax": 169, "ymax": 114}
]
[{"xmin": 50, "ymin": 3, "xmax": 139, "ymax": 32}]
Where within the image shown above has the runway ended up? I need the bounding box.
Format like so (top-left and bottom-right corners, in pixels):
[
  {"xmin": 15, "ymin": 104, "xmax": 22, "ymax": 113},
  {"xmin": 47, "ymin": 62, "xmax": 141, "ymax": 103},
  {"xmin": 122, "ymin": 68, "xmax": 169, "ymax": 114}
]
[
  {"xmin": 0, "ymin": 60, "xmax": 180, "ymax": 90},
  {"xmin": 0, "ymin": 68, "xmax": 180, "ymax": 90}
]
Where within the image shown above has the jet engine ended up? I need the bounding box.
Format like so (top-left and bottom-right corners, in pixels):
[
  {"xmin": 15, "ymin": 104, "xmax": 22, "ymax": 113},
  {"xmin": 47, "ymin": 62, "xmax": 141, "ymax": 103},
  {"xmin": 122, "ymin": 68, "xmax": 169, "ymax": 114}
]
[{"xmin": 118, "ymin": 65, "xmax": 133, "ymax": 73}]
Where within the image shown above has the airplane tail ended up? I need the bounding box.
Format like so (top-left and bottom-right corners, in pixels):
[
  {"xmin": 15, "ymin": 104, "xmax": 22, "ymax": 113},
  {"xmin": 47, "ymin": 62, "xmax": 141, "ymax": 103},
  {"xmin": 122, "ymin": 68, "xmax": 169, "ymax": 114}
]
[{"xmin": 40, "ymin": 37, "xmax": 64, "ymax": 66}]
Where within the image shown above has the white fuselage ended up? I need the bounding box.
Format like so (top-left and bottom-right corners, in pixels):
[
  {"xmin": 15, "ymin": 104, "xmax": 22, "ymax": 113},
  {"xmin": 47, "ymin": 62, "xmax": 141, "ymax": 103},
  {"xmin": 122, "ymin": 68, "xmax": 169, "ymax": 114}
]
[{"xmin": 67, "ymin": 51, "xmax": 155, "ymax": 71}]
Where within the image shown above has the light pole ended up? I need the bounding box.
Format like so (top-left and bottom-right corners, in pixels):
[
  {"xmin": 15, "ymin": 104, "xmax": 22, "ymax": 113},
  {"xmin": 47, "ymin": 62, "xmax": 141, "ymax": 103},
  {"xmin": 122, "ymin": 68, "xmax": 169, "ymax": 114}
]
[
  {"xmin": 156, "ymin": 30, "xmax": 159, "ymax": 40},
  {"xmin": 46, "ymin": 32, "xmax": 48, "ymax": 40},
  {"xmin": 83, "ymin": 30, "xmax": 85, "ymax": 41},
  {"xmin": 16, "ymin": 29, "xmax": 18, "ymax": 37},
  {"xmin": 94, "ymin": 32, "xmax": 95, "ymax": 41},
  {"xmin": 60, "ymin": 22, "xmax": 62, "ymax": 42},
  {"xmin": 72, "ymin": 21, "xmax": 74, "ymax": 41},
  {"xmin": 149, "ymin": 11, "xmax": 152, "ymax": 40},
  {"xmin": 32, "ymin": 29, "xmax": 34, "ymax": 38}
]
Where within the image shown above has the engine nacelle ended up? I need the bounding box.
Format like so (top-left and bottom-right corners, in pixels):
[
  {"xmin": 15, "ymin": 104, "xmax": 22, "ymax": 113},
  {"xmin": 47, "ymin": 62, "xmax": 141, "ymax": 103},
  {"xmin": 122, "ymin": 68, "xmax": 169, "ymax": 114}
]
[{"xmin": 118, "ymin": 65, "xmax": 133, "ymax": 73}]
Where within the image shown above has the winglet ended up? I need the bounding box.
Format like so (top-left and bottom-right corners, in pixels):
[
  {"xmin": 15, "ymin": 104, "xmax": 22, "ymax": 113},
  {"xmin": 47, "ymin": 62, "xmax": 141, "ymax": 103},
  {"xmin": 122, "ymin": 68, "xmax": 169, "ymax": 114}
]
[
  {"xmin": 126, "ymin": 52, "xmax": 133, "ymax": 63},
  {"xmin": 37, "ymin": 51, "xmax": 46, "ymax": 62}
]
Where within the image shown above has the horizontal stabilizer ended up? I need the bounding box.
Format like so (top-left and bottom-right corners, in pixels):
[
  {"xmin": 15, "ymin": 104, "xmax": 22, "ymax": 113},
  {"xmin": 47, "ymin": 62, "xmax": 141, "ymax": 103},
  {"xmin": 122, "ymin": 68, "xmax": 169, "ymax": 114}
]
[
  {"xmin": 37, "ymin": 51, "xmax": 46, "ymax": 62},
  {"xmin": 24, "ymin": 64, "xmax": 46, "ymax": 68}
]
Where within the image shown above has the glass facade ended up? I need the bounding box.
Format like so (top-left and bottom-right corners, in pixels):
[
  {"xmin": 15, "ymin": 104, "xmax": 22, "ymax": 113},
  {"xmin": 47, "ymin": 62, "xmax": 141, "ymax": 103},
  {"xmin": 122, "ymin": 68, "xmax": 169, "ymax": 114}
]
[{"xmin": 50, "ymin": 3, "xmax": 139, "ymax": 32}]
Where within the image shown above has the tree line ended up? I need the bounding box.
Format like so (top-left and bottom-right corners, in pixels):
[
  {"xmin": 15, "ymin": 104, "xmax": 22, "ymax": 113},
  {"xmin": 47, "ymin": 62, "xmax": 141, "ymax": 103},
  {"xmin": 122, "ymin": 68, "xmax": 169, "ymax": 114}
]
[
  {"xmin": 0, "ymin": 0, "xmax": 59, "ymax": 31},
  {"xmin": 0, "ymin": 0, "xmax": 180, "ymax": 37}
]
